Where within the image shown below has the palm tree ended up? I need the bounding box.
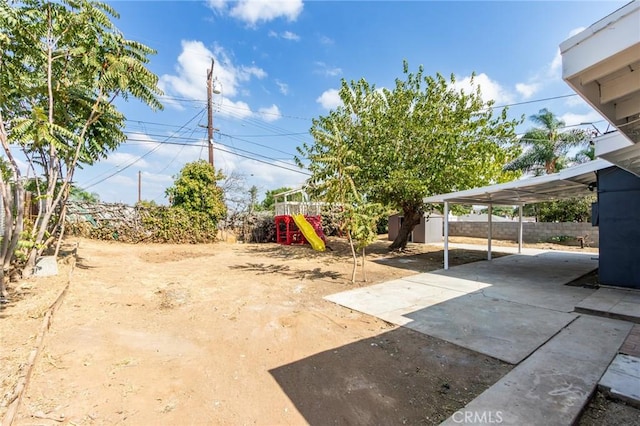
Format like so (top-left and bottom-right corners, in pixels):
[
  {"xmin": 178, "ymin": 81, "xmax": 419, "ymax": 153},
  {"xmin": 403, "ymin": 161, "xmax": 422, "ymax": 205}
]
[{"xmin": 504, "ymin": 109, "xmax": 589, "ymax": 175}]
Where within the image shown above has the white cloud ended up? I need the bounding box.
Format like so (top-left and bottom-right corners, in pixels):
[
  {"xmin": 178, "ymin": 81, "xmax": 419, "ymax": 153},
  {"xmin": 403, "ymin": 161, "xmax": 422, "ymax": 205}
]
[
  {"xmin": 314, "ymin": 61, "xmax": 342, "ymax": 77},
  {"xmin": 565, "ymin": 95, "xmax": 589, "ymax": 107},
  {"xmin": 316, "ymin": 89, "xmax": 342, "ymax": 110},
  {"xmin": 275, "ymin": 80, "xmax": 289, "ymax": 95},
  {"xmin": 513, "ymin": 27, "xmax": 585, "ymax": 100},
  {"xmin": 218, "ymin": 97, "xmax": 253, "ymax": 119},
  {"xmin": 319, "ymin": 35, "xmax": 334, "ymax": 45},
  {"xmin": 258, "ymin": 104, "xmax": 281, "ymax": 122},
  {"xmin": 453, "ymin": 73, "xmax": 514, "ymax": 105},
  {"xmin": 212, "ymin": 142, "xmax": 306, "ymax": 194},
  {"xmin": 239, "ymin": 65, "xmax": 267, "ymax": 81},
  {"xmin": 515, "ymin": 82, "xmax": 540, "ymax": 99},
  {"xmin": 208, "ymin": 0, "xmax": 303, "ymax": 26},
  {"xmin": 159, "ymin": 40, "xmax": 267, "ymax": 100},
  {"xmin": 268, "ymin": 30, "xmax": 301, "ymax": 41},
  {"xmin": 207, "ymin": 0, "xmax": 227, "ymax": 11},
  {"xmin": 559, "ymin": 110, "xmax": 603, "ymax": 127},
  {"xmin": 107, "ymin": 175, "xmax": 136, "ymax": 187},
  {"xmin": 159, "ymin": 40, "xmax": 267, "ymax": 121},
  {"xmin": 124, "ymin": 132, "xmax": 206, "ymax": 167},
  {"xmin": 142, "ymin": 172, "xmax": 174, "ymax": 185},
  {"xmin": 282, "ymin": 31, "xmax": 300, "ymax": 41},
  {"xmin": 102, "ymin": 152, "xmax": 150, "ymax": 168},
  {"xmin": 217, "ymin": 149, "xmax": 306, "ymax": 189},
  {"xmin": 549, "ymin": 49, "xmax": 563, "ymax": 77}
]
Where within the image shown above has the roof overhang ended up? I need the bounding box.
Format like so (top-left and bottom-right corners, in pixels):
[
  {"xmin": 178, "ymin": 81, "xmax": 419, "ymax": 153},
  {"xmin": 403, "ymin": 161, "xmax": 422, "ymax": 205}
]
[
  {"xmin": 560, "ymin": 1, "xmax": 640, "ymax": 174},
  {"xmin": 423, "ymin": 159, "xmax": 611, "ymax": 206},
  {"xmin": 594, "ymin": 131, "xmax": 640, "ymax": 175}
]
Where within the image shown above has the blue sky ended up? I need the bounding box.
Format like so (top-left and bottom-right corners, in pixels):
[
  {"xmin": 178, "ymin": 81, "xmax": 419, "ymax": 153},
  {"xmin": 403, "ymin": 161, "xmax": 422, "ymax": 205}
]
[{"xmin": 73, "ymin": 0, "xmax": 627, "ymax": 206}]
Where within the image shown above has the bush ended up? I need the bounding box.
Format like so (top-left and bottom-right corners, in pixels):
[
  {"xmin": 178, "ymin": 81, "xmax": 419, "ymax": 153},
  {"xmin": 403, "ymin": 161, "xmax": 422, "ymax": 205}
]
[{"xmin": 65, "ymin": 202, "xmax": 219, "ymax": 244}]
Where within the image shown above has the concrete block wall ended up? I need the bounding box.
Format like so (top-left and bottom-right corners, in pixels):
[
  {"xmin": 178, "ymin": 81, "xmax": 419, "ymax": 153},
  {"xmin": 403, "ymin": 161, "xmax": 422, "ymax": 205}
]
[{"xmin": 449, "ymin": 222, "xmax": 599, "ymax": 247}]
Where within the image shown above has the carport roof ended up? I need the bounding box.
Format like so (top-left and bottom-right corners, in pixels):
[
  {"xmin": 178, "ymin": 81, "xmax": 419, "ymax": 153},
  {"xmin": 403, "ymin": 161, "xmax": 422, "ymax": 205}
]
[{"xmin": 423, "ymin": 159, "xmax": 612, "ymax": 205}]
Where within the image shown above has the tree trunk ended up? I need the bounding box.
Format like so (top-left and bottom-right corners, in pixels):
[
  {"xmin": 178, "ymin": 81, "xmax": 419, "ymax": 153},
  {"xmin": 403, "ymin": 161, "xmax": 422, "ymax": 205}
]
[
  {"xmin": 347, "ymin": 231, "xmax": 357, "ymax": 283},
  {"xmin": 389, "ymin": 207, "xmax": 422, "ymax": 251},
  {"xmin": 361, "ymin": 247, "xmax": 367, "ymax": 282}
]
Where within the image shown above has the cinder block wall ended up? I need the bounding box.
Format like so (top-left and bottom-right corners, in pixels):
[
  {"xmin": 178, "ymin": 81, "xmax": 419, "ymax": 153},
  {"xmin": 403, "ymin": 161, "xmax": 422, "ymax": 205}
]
[{"xmin": 448, "ymin": 222, "xmax": 599, "ymax": 247}]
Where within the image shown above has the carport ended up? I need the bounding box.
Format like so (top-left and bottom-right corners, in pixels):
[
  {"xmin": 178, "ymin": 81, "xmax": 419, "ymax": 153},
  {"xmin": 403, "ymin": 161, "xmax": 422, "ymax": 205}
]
[{"xmin": 423, "ymin": 158, "xmax": 610, "ymax": 269}]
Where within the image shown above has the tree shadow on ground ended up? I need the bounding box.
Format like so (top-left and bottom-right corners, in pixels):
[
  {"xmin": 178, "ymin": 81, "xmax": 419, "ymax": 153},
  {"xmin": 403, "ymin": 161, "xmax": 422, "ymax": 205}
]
[
  {"xmin": 74, "ymin": 255, "xmax": 96, "ymax": 270},
  {"xmin": 372, "ymin": 249, "xmax": 510, "ymax": 273},
  {"xmin": 238, "ymin": 237, "xmax": 511, "ymax": 275},
  {"xmin": 270, "ymin": 327, "xmax": 511, "ymax": 425},
  {"xmin": 229, "ymin": 262, "xmax": 342, "ymax": 281}
]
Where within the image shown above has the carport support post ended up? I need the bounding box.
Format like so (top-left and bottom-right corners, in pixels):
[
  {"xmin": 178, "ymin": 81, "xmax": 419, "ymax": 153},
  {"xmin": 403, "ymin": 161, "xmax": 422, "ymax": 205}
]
[
  {"xmin": 444, "ymin": 202, "xmax": 449, "ymax": 270},
  {"xmin": 518, "ymin": 204, "xmax": 523, "ymax": 254},
  {"xmin": 488, "ymin": 204, "xmax": 493, "ymax": 261}
]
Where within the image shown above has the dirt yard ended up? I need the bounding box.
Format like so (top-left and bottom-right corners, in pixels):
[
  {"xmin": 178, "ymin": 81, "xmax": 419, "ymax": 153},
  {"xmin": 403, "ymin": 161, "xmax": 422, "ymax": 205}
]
[{"xmin": 0, "ymin": 236, "xmax": 633, "ymax": 425}]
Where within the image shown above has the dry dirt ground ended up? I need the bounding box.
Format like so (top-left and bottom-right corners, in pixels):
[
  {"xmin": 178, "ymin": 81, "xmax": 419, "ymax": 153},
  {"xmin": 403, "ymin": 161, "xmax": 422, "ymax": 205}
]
[{"xmin": 0, "ymin": 236, "xmax": 634, "ymax": 425}]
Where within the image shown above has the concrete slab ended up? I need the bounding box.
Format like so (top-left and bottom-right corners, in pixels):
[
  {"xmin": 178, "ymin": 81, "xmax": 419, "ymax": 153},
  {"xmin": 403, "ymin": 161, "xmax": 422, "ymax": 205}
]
[
  {"xmin": 599, "ymin": 353, "xmax": 640, "ymax": 408},
  {"xmin": 33, "ymin": 256, "xmax": 58, "ymax": 277},
  {"xmin": 326, "ymin": 251, "xmax": 600, "ymax": 363},
  {"xmin": 324, "ymin": 279, "xmax": 465, "ymax": 317},
  {"xmin": 399, "ymin": 293, "xmax": 577, "ymax": 364},
  {"xmin": 576, "ymin": 287, "xmax": 640, "ymax": 323},
  {"xmin": 441, "ymin": 315, "xmax": 633, "ymax": 426},
  {"xmin": 431, "ymin": 251, "xmax": 598, "ymax": 289}
]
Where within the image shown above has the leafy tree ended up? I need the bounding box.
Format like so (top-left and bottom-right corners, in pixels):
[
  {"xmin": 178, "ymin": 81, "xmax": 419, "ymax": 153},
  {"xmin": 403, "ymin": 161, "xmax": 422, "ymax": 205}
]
[
  {"xmin": 572, "ymin": 144, "xmax": 596, "ymax": 165},
  {"xmin": 298, "ymin": 123, "xmax": 383, "ymax": 282},
  {"xmin": 260, "ymin": 187, "xmax": 303, "ymax": 211},
  {"xmin": 523, "ymin": 196, "xmax": 595, "ymax": 222},
  {"xmin": 298, "ymin": 61, "xmax": 521, "ymax": 250},
  {"xmin": 504, "ymin": 109, "xmax": 589, "ymax": 176},
  {"xmin": 0, "ymin": 0, "xmax": 162, "ymax": 289},
  {"xmin": 69, "ymin": 186, "xmax": 100, "ymax": 203},
  {"xmin": 165, "ymin": 160, "xmax": 226, "ymax": 227},
  {"xmin": 479, "ymin": 206, "xmax": 517, "ymax": 219}
]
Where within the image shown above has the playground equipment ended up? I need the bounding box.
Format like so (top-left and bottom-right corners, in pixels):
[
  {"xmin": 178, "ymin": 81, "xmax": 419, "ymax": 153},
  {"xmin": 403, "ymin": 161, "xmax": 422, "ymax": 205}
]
[{"xmin": 274, "ymin": 189, "xmax": 326, "ymax": 251}]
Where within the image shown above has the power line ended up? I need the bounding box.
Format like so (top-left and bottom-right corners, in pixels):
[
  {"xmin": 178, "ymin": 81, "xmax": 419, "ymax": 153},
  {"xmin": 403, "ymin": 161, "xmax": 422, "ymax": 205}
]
[
  {"xmin": 80, "ymin": 108, "xmax": 206, "ymax": 190},
  {"xmin": 123, "ymin": 130, "xmax": 299, "ymax": 157},
  {"xmin": 122, "ymin": 136, "xmax": 306, "ymax": 174},
  {"xmin": 490, "ymin": 94, "xmax": 578, "ymax": 110}
]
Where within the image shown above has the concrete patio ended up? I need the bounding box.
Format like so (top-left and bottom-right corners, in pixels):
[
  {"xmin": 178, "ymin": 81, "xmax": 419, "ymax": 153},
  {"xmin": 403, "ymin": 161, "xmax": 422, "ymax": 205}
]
[
  {"xmin": 324, "ymin": 248, "xmax": 639, "ymax": 425},
  {"xmin": 326, "ymin": 250, "xmax": 599, "ymax": 364}
]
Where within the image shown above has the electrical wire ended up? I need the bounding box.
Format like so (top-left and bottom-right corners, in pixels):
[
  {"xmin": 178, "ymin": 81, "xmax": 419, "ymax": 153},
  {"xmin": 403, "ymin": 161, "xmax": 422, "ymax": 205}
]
[
  {"xmin": 122, "ymin": 136, "xmax": 307, "ymax": 174},
  {"xmin": 79, "ymin": 108, "xmax": 206, "ymax": 190}
]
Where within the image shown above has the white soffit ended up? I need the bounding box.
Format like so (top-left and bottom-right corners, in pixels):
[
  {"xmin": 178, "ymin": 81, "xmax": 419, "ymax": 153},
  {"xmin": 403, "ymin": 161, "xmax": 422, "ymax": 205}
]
[{"xmin": 561, "ymin": 1, "xmax": 640, "ymax": 146}]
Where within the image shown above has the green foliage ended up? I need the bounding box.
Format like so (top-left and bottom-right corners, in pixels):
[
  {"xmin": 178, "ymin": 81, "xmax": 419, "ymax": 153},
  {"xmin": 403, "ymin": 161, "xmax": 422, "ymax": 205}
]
[
  {"xmin": 298, "ymin": 61, "xmax": 521, "ymax": 249},
  {"xmin": 165, "ymin": 160, "xmax": 227, "ymax": 227},
  {"xmin": 137, "ymin": 200, "xmax": 158, "ymax": 208},
  {"xmin": 0, "ymin": 0, "xmax": 163, "ymax": 276},
  {"xmin": 139, "ymin": 205, "xmax": 218, "ymax": 243},
  {"xmin": 523, "ymin": 196, "xmax": 595, "ymax": 222},
  {"xmin": 69, "ymin": 186, "xmax": 99, "ymax": 202},
  {"xmin": 342, "ymin": 202, "xmax": 385, "ymax": 251},
  {"xmin": 260, "ymin": 187, "xmax": 301, "ymax": 211},
  {"xmin": 13, "ymin": 220, "xmax": 47, "ymax": 262},
  {"xmin": 66, "ymin": 202, "xmax": 220, "ymax": 243},
  {"xmin": 2, "ymin": 0, "xmax": 162, "ymax": 165},
  {"xmin": 504, "ymin": 109, "xmax": 589, "ymax": 176},
  {"xmin": 0, "ymin": 157, "xmax": 12, "ymax": 181},
  {"xmin": 479, "ymin": 206, "xmax": 517, "ymax": 219}
]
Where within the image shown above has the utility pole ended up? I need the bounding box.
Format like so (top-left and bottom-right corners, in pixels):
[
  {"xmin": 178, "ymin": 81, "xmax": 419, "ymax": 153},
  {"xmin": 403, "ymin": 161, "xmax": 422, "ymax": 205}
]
[
  {"xmin": 138, "ymin": 171, "xmax": 141, "ymax": 203},
  {"xmin": 207, "ymin": 58, "xmax": 215, "ymax": 168}
]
